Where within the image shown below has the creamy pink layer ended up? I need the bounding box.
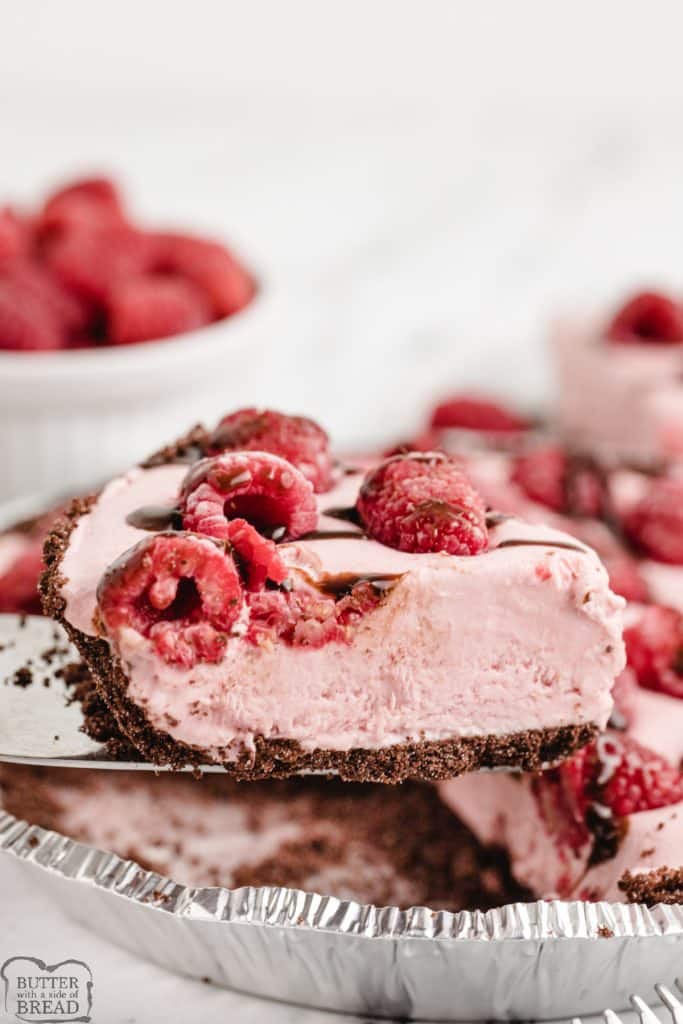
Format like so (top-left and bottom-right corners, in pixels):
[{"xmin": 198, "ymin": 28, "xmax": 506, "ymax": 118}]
[
  {"xmin": 437, "ymin": 770, "xmax": 683, "ymax": 902},
  {"xmin": 553, "ymin": 315, "xmax": 683, "ymax": 462},
  {"xmin": 54, "ymin": 775, "xmax": 304, "ymax": 887},
  {"xmin": 59, "ymin": 463, "xmax": 625, "ymax": 759},
  {"xmin": 609, "ymin": 470, "xmax": 683, "ymax": 610},
  {"xmin": 1, "ymin": 772, "xmax": 419, "ymax": 903}
]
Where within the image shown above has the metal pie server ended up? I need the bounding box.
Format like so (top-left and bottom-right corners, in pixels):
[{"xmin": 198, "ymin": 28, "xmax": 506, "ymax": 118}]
[{"xmin": 0, "ymin": 613, "xmax": 224, "ymax": 771}]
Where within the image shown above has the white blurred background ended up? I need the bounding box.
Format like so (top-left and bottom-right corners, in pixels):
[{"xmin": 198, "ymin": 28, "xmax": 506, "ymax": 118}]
[{"xmin": 3, "ymin": 0, "xmax": 683, "ymax": 448}]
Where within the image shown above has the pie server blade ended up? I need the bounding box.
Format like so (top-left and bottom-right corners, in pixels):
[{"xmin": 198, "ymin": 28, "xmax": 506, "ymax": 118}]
[{"xmin": 0, "ymin": 614, "xmax": 225, "ymax": 771}]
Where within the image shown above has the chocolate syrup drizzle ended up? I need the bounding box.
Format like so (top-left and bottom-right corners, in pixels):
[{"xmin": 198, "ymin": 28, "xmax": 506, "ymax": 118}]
[
  {"xmin": 311, "ymin": 572, "xmax": 404, "ymax": 599},
  {"xmin": 322, "ymin": 505, "xmax": 362, "ymax": 527},
  {"xmin": 126, "ymin": 495, "xmax": 590, "ymax": 561},
  {"xmin": 496, "ymin": 538, "xmax": 587, "ymax": 554},
  {"xmin": 302, "ymin": 530, "xmax": 365, "ymax": 541},
  {"xmin": 126, "ymin": 505, "xmax": 182, "ymax": 531}
]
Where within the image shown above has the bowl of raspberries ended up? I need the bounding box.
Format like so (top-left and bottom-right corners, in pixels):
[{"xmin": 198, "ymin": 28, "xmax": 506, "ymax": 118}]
[{"xmin": 0, "ymin": 176, "xmax": 263, "ymax": 500}]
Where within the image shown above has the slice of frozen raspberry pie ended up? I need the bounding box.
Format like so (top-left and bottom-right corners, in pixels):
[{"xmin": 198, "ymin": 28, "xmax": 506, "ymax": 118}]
[{"xmin": 42, "ymin": 409, "xmax": 625, "ymax": 782}]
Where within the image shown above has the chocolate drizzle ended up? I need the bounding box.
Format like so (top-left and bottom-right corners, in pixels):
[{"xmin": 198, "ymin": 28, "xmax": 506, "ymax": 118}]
[
  {"xmin": 322, "ymin": 505, "xmax": 362, "ymax": 527},
  {"xmin": 126, "ymin": 505, "xmax": 183, "ymax": 531},
  {"xmin": 311, "ymin": 572, "xmax": 404, "ymax": 599},
  {"xmin": 485, "ymin": 510, "xmax": 513, "ymax": 528},
  {"xmin": 301, "ymin": 530, "xmax": 366, "ymax": 541},
  {"xmin": 496, "ymin": 538, "xmax": 586, "ymax": 554}
]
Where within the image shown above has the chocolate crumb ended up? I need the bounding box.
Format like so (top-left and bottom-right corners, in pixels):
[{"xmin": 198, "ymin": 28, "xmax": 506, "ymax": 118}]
[
  {"xmin": 12, "ymin": 667, "xmax": 33, "ymax": 689},
  {"xmin": 620, "ymin": 866, "xmax": 683, "ymax": 905},
  {"xmin": 597, "ymin": 925, "xmax": 614, "ymax": 938}
]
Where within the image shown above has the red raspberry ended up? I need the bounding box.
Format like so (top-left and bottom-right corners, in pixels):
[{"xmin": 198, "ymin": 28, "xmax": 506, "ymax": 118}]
[
  {"xmin": 561, "ymin": 734, "xmax": 683, "ymax": 818},
  {"xmin": 45, "ymin": 227, "xmax": 155, "ymax": 307},
  {"xmin": 210, "ymin": 408, "xmax": 333, "ymax": 493},
  {"xmin": 511, "ymin": 446, "xmax": 566, "ymax": 511},
  {"xmin": 152, "ymin": 233, "xmax": 254, "ymax": 317},
  {"xmin": 0, "ymin": 207, "xmax": 32, "ymax": 264},
  {"xmin": 0, "ymin": 278, "xmax": 63, "ymax": 351},
  {"xmin": 624, "ymin": 604, "xmax": 683, "ymax": 699},
  {"xmin": 511, "ymin": 446, "xmax": 605, "ymax": 517},
  {"xmin": 246, "ymin": 579, "xmax": 384, "ymax": 648},
  {"xmin": 3, "ymin": 261, "xmax": 90, "ymax": 337},
  {"xmin": 38, "ymin": 177, "xmax": 125, "ymax": 238},
  {"xmin": 224, "ymin": 518, "xmax": 288, "ymax": 591},
  {"xmin": 0, "ymin": 540, "xmax": 44, "ymax": 615},
  {"xmin": 430, "ymin": 394, "xmax": 529, "ymax": 432},
  {"xmin": 606, "ymin": 291, "xmax": 683, "ymax": 345},
  {"xmin": 107, "ymin": 275, "xmax": 211, "ymax": 345},
  {"xmin": 97, "ymin": 533, "xmax": 243, "ymax": 669},
  {"xmin": 247, "ymin": 588, "xmax": 341, "ymax": 647},
  {"xmin": 603, "ymin": 553, "xmax": 650, "ymax": 603},
  {"xmin": 181, "ymin": 451, "xmax": 318, "ymax": 543},
  {"xmin": 356, "ymin": 452, "xmax": 488, "ymax": 555},
  {"xmin": 623, "ymin": 478, "xmax": 683, "ymax": 564}
]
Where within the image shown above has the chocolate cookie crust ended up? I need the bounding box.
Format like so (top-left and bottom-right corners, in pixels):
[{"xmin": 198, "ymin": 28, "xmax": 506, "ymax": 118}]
[
  {"xmin": 0, "ymin": 764, "xmax": 529, "ymax": 910},
  {"xmin": 40, "ymin": 427, "xmax": 601, "ymax": 782},
  {"xmin": 619, "ymin": 867, "xmax": 683, "ymax": 906}
]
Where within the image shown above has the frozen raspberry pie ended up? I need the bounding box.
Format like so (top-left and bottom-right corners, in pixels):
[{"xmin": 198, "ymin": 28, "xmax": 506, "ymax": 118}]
[
  {"xmin": 439, "ymin": 724, "xmax": 683, "ymax": 905},
  {"xmin": 41, "ymin": 409, "xmax": 625, "ymax": 782},
  {"xmin": 553, "ymin": 290, "xmax": 683, "ymax": 463}
]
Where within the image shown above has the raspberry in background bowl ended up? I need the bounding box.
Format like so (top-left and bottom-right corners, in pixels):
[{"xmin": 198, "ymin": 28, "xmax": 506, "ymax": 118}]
[{"xmin": 0, "ymin": 176, "xmax": 273, "ymax": 500}]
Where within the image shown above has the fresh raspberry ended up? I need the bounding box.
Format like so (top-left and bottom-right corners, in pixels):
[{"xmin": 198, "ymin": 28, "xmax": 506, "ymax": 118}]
[
  {"xmin": 624, "ymin": 604, "xmax": 683, "ymax": 699},
  {"xmin": 603, "ymin": 553, "xmax": 650, "ymax": 603},
  {"xmin": 246, "ymin": 579, "xmax": 384, "ymax": 648},
  {"xmin": 606, "ymin": 291, "xmax": 683, "ymax": 345},
  {"xmin": 38, "ymin": 177, "xmax": 125, "ymax": 238},
  {"xmin": 107, "ymin": 274, "xmax": 211, "ymax": 345},
  {"xmin": 45, "ymin": 226, "xmax": 155, "ymax": 307},
  {"xmin": 623, "ymin": 478, "xmax": 683, "ymax": 564},
  {"xmin": 561, "ymin": 734, "xmax": 683, "ymax": 818},
  {"xmin": 356, "ymin": 452, "xmax": 488, "ymax": 555},
  {"xmin": 0, "ymin": 207, "xmax": 32, "ymax": 264},
  {"xmin": 511, "ymin": 446, "xmax": 606, "ymax": 517},
  {"xmin": 247, "ymin": 588, "xmax": 341, "ymax": 647},
  {"xmin": 209, "ymin": 408, "xmax": 333, "ymax": 493},
  {"xmin": 224, "ymin": 518, "xmax": 289, "ymax": 591},
  {"xmin": 511, "ymin": 446, "xmax": 566, "ymax": 511},
  {"xmin": 0, "ymin": 540, "xmax": 44, "ymax": 615},
  {"xmin": 430, "ymin": 395, "xmax": 529, "ymax": 433},
  {"xmin": 181, "ymin": 451, "xmax": 318, "ymax": 543},
  {"xmin": 3, "ymin": 261, "xmax": 90, "ymax": 337},
  {"xmin": 0, "ymin": 278, "xmax": 63, "ymax": 351},
  {"xmin": 97, "ymin": 533, "xmax": 243, "ymax": 669},
  {"xmin": 152, "ymin": 233, "xmax": 254, "ymax": 317}
]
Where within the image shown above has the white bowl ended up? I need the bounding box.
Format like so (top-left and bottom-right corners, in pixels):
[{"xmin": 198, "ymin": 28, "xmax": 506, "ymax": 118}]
[{"xmin": 0, "ymin": 266, "xmax": 278, "ymax": 501}]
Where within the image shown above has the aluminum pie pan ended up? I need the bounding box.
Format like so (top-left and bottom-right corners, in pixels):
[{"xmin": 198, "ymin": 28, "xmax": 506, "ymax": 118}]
[{"xmin": 2, "ymin": 809, "xmax": 683, "ymax": 1021}]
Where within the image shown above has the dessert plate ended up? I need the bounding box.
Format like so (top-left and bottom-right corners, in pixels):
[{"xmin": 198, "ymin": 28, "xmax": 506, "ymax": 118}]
[{"xmin": 0, "ymin": 614, "xmax": 224, "ymax": 771}]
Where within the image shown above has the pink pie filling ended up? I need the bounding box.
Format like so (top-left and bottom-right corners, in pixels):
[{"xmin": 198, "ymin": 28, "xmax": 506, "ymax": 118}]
[
  {"xmin": 60, "ymin": 463, "xmax": 625, "ymax": 759},
  {"xmin": 553, "ymin": 315, "xmax": 683, "ymax": 462},
  {"xmin": 438, "ymin": 755, "xmax": 683, "ymax": 903}
]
